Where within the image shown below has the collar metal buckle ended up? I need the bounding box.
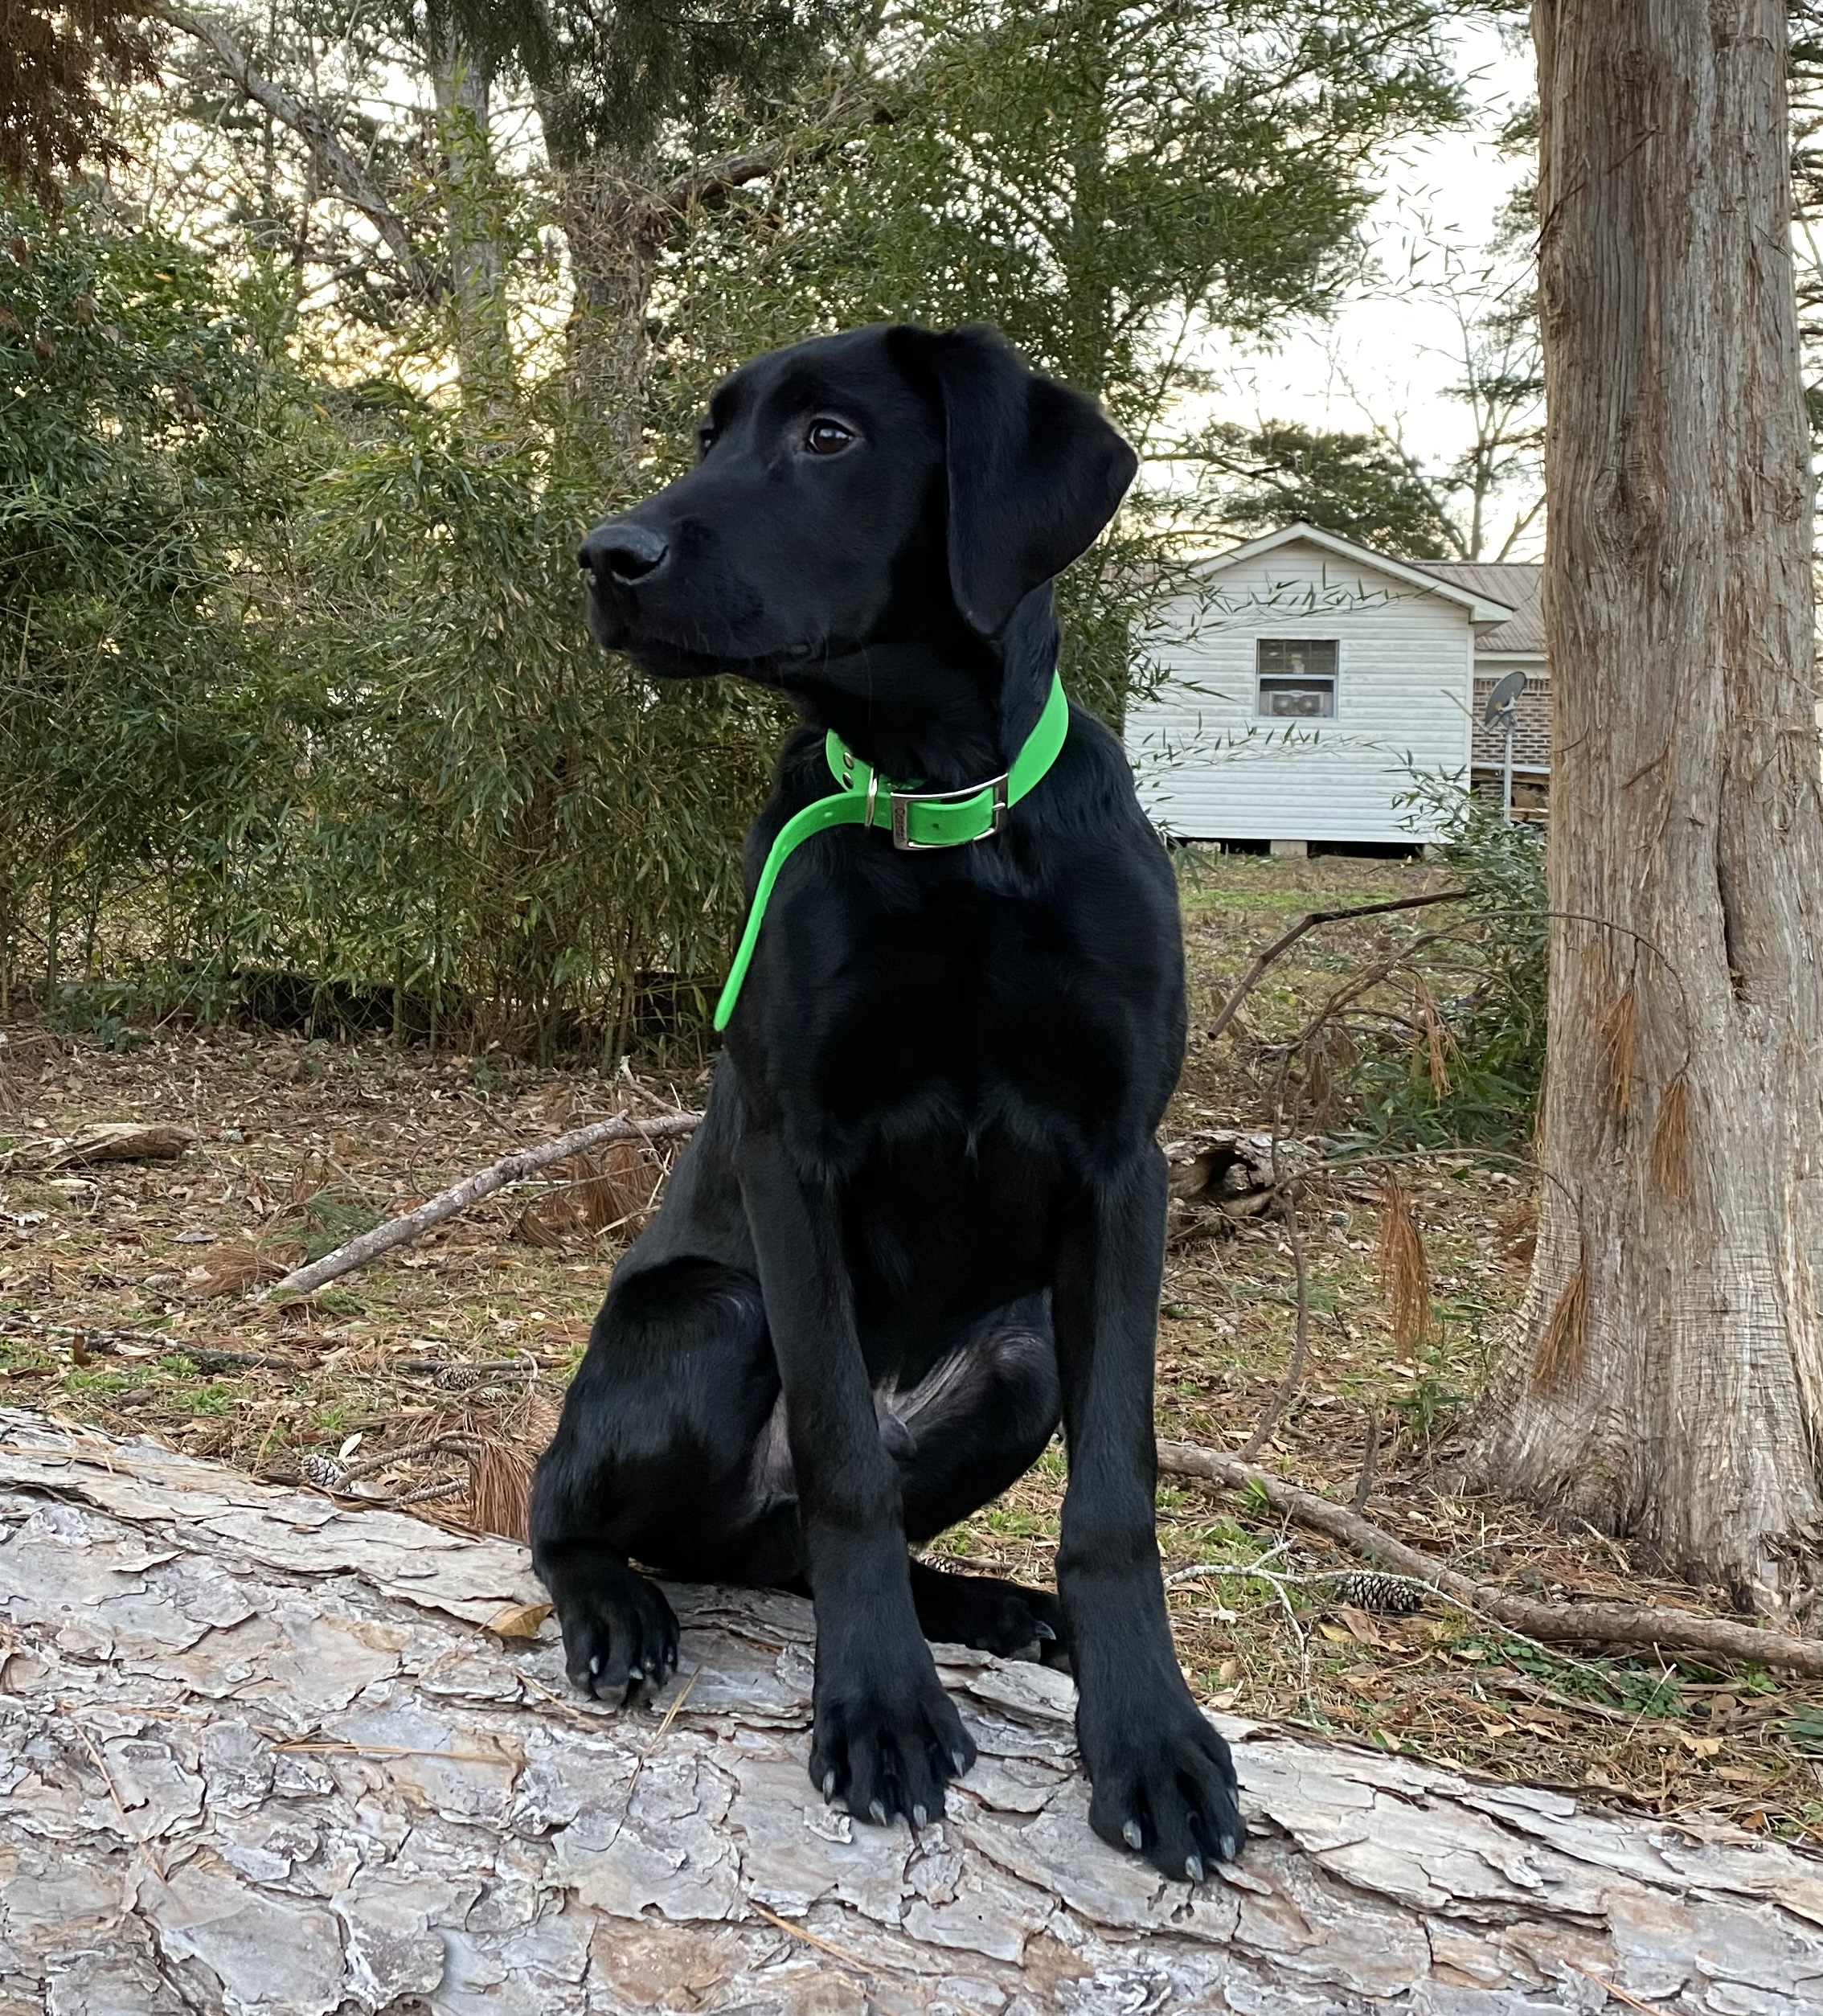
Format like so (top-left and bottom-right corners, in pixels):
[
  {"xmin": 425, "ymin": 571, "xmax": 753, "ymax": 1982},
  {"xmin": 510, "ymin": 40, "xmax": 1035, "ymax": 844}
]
[{"xmin": 889, "ymin": 773, "xmax": 1010, "ymax": 851}]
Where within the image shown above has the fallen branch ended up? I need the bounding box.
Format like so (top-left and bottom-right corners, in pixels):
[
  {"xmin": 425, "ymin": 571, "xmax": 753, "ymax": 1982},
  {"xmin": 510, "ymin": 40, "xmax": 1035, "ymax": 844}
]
[
  {"xmin": 258, "ymin": 1112, "xmax": 700, "ymax": 1301},
  {"xmin": 1209, "ymin": 888, "xmax": 1466, "ymax": 1043},
  {"xmin": 0, "ymin": 1317, "xmax": 299, "ymax": 1373},
  {"xmin": 1157, "ymin": 1437, "xmax": 1823, "ymax": 1677},
  {"xmin": 2, "ymin": 1122, "xmax": 195, "ymax": 1173}
]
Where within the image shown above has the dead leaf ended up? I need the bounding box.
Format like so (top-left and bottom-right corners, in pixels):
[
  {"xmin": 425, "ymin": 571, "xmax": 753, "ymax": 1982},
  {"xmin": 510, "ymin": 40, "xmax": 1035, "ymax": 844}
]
[
  {"xmin": 485, "ymin": 1600, "xmax": 554, "ymax": 1641},
  {"xmin": 1337, "ymin": 1605, "xmax": 1384, "ymax": 1646}
]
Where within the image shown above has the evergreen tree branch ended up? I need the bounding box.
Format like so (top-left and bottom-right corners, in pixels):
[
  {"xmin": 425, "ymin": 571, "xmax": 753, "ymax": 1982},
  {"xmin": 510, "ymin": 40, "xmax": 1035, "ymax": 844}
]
[{"xmin": 153, "ymin": 2, "xmax": 444, "ymax": 295}]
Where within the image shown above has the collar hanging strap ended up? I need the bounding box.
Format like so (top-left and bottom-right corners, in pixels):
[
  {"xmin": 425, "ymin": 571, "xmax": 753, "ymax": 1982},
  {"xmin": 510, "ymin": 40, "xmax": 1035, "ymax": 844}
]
[{"xmin": 712, "ymin": 671, "xmax": 1071, "ymax": 1031}]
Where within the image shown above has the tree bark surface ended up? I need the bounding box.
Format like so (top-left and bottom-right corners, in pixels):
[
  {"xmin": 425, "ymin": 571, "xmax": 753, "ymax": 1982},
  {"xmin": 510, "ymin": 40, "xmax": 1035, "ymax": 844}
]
[
  {"xmin": 1472, "ymin": 2, "xmax": 1823, "ymax": 1619},
  {"xmin": 2, "ymin": 1411, "xmax": 1821, "ymax": 2014}
]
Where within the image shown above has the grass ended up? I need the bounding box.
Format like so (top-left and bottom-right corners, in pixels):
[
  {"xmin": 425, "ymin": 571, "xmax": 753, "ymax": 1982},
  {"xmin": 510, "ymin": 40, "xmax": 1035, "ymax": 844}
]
[{"xmin": 3, "ymin": 850, "xmax": 1821, "ymax": 1844}]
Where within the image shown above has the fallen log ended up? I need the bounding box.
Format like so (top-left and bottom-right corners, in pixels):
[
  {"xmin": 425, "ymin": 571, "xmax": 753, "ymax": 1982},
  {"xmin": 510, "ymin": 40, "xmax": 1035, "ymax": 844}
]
[
  {"xmin": 2, "ymin": 1408, "xmax": 1819, "ymax": 2014},
  {"xmin": 258, "ymin": 1110, "xmax": 700, "ymax": 1300},
  {"xmin": 2, "ymin": 1121, "xmax": 196, "ymax": 1173},
  {"xmin": 1159, "ymin": 1436, "xmax": 1823, "ymax": 1678}
]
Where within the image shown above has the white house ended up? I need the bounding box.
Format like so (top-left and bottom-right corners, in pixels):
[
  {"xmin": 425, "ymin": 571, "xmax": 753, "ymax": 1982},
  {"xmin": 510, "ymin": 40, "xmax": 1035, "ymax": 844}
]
[{"xmin": 1125, "ymin": 522, "xmax": 1546, "ymax": 849}]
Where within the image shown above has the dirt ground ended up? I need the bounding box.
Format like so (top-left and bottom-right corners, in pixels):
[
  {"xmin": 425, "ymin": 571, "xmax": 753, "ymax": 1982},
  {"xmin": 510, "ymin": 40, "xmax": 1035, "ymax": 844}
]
[{"xmin": 5, "ymin": 850, "xmax": 1821, "ymax": 1847}]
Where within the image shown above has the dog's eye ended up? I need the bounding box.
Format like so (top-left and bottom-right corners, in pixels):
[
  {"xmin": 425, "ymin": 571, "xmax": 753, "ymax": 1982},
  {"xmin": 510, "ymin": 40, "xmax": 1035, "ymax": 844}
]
[
  {"xmin": 805, "ymin": 418, "xmax": 855, "ymax": 457},
  {"xmin": 697, "ymin": 425, "xmax": 718, "ymax": 459}
]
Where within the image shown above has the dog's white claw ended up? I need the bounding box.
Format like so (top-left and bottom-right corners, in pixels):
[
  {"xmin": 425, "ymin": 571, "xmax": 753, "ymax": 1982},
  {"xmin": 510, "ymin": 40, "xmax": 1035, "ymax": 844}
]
[
  {"xmin": 868, "ymin": 1799, "xmax": 887, "ymax": 1824},
  {"xmin": 1186, "ymin": 1854, "xmax": 1205, "ymax": 1883},
  {"xmin": 1122, "ymin": 1820, "xmax": 1144, "ymax": 1851},
  {"xmin": 951, "ymin": 1748, "xmax": 969, "ymax": 1776},
  {"xmin": 1220, "ymin": 1834, "xmax": 1241, "ymax": 1861},
  {"xmin": 1034, "ymin": 1620, "xmax": 1057, "ymax": 1641},
  {"xmin": 912, "ymin": 1803, "xmax": 928, "ymax": 1828},
  {"xmin": 628, "ymin": 1666, "xmax": 643, "ymax": 1682},
  {"xmin": 821, "ymin": 1771, "xmax": 837, "ymax": 1800},
  {"xmin": 589, "ymin": 1655, "xmax": 602, "ymax": 1676}
]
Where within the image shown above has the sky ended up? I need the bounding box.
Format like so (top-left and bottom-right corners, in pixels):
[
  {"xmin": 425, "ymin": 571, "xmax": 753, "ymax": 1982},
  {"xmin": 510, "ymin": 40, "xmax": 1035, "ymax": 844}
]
[{"xmin": 1194, "ymin": 18, "xmax": 1538, "ymax": 539}]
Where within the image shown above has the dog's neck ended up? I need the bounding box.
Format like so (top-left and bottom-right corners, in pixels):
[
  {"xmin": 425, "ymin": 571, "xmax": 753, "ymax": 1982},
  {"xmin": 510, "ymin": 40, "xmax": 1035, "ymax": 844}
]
[{"xmin": 782, "ymin": 592, "xmax": 1059, "ymax": 790}]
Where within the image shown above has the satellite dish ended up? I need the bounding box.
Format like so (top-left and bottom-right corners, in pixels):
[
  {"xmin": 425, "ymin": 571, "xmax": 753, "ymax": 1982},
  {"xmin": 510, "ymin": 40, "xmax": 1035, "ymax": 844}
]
[{"xmin": 1482, "ymin": 669, "xmax": 1528, "ymax": 727}]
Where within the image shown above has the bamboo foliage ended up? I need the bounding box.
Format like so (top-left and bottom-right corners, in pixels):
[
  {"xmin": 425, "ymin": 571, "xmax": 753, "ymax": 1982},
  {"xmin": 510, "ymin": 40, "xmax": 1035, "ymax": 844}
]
[{"xmin": 0, "ymin": 200, "xmax": 779, "ymax": 1051}]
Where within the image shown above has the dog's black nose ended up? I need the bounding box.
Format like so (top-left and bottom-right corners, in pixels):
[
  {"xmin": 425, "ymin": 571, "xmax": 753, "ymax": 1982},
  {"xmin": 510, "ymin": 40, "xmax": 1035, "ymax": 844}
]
[{"xmin": 580, "ymin": 520, "xmax": 669, "ymax": 584}]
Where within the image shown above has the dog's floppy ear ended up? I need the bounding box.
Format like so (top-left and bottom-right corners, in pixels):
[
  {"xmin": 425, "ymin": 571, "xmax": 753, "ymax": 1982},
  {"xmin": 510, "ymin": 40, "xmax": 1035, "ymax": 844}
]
[{"xmin": 906, "ymin": 324, "xmax": 1137, "ymax": 637}]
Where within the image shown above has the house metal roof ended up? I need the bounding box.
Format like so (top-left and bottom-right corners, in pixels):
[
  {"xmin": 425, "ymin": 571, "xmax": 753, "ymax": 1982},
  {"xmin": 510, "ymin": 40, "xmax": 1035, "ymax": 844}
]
[{"xmin": 1411, "ymin": 561, "xmax": 1544, "ymax": 654}]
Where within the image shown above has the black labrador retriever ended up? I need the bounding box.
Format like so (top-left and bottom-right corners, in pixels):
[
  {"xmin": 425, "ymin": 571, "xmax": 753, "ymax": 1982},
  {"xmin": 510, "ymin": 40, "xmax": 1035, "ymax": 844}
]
[{"xmin": 533, "ymin": 322, "xmax": 1242, "ymax": 1879}]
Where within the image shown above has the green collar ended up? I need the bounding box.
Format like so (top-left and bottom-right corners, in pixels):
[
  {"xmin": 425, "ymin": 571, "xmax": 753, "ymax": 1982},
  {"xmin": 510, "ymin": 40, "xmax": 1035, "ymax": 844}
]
[{"xmin": 712, "ymin": 671, "xmax": 1071, "ymax": 1031}]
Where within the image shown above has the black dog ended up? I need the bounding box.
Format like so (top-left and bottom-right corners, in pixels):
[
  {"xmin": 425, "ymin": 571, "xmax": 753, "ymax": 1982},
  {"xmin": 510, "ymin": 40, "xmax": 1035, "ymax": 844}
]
[{"xmin": 532, "ymin": 322, "xmax": 1241, "ymax": 1879}]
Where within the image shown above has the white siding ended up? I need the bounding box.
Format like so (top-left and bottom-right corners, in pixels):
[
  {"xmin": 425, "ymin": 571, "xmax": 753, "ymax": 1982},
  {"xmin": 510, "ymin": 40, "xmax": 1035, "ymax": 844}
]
[{"xmin": 1126, "ymin": 543, "xmax": 1476, "ymax": 843}]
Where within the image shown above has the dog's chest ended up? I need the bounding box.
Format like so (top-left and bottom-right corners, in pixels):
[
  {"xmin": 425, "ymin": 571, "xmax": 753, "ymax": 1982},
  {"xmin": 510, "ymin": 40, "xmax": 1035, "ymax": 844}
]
[{"xmin": 770, "ymin": 863, "xmax": 1163, "ymax": 1134}]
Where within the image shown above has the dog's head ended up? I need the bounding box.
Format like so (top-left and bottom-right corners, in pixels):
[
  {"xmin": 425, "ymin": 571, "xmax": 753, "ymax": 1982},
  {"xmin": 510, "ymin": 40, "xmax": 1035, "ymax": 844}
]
[{"xmin": 579, "ymin": 324, "xmax": 1136, "ymax": 691}]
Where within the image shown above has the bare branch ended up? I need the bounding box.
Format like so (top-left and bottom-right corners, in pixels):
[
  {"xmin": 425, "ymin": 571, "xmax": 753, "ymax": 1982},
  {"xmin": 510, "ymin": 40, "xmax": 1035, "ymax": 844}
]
[
  {"xmin": 154, "ymin": 2, "xmax": 443, "ymax": 295},
  {"xmin": 1208, "ymin": 888, "xmax": 1468, "ymax": 1043},
  {"xmin": 258, "ymin": 1111, "xmax": 700, "ymax": 1300},
  {"xmin": 650, "ymin": 144, "xmax": 790, "ymax": 221}
]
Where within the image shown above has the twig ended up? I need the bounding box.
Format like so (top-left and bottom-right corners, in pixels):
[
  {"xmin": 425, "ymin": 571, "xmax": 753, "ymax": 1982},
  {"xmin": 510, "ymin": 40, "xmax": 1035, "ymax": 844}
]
[
  {"xmin": 0, "ymin": 1317, "xmax": 298, "ymax": 1371},
  {"xmin": 256, "ymin": 1112, "xmax": 700, "ymax": 1300},
  {"xmin": 742, "ymin": 1895, "xmax": 987, "ymax": 2016},
  {"xmin": 597, "ymin": 1671, "xmax": 701, "ymax": 1857},
  {"xmin": 1568, "ymin": 1960, "xmax": 1670, "ymax": 2013},
  {"xmin": 274, "ymin": 1740, "xmax": 512, "ymax": 1765},
  {"xmin": 1352, "ymin": 1405, "xmax": 1381, "ymax": 1512},
  {"xmin": 744, "ymin": 1898, "xmax": 878, "ymax": 1977},
  {"xmin": 1238, "ymin": 1190, "xmax": 1311, "ymax": 1462},
  {"xmin": 65, "ymin": 1710, "xmax": 167, "ymax": 1883},
  {"xmin": 1157, "ymin": 1438, "xmax": 1823, "ymax": 1676},
  {"xmin": 1209, "ymin": 889, "xmax": 1467, "ymax": 1042},
  {"xmin": 387, "ymin": 1476, "xmax": 470, "ymax": 1509}
]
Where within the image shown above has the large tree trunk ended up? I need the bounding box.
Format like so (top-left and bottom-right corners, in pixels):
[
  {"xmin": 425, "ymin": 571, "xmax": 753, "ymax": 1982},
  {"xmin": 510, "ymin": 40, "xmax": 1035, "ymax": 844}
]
[
  {"xmin": 529, "ymin": 85, "xmax": 661, "ymax": 479},
  {"xmin": 1469, "ymin": 2, "xmax": 1823, "ymax": 1622}
]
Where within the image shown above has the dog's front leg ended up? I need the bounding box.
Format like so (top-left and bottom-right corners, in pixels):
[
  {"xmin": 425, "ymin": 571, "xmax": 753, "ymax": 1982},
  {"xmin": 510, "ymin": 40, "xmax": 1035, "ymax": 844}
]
[
  {"xmin": 1054, "ymin": 1144, "xmax": 1243, "ymax": 1879},
  {"xmin": 736, "ymin": 1129, "xmax": 976, "ymax": 1825}
]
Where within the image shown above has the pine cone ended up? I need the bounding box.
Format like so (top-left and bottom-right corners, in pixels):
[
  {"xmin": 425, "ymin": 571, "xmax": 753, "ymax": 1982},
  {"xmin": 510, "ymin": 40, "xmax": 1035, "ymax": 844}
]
[
  {"xmin": 299, "ymin": 1453, "xmax": 347, "ymax": 1490},
  {"xmin": 1333, "ymin": 1570, "xmax": 1424, "ymax": 1615}
]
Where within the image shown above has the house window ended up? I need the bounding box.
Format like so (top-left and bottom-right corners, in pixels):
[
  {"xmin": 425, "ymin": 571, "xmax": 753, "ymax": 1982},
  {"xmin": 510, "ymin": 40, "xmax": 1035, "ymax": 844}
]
[{"xmin": 1256, "ymin": 639, "xmax": 1338, "ymax": 719}]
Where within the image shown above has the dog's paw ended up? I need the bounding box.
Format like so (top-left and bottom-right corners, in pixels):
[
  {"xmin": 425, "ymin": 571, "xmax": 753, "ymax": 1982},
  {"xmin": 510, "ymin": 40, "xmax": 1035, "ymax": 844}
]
[
  {"xmin": 809, "ymin": 1666, "xmax": 977, "ymax": 1826},
  {"xmin": 912, "ymin": 1567, "xmax": 1069, "ymax": 1666},
  {"xmin": 553, "ymin": 1568, "xmax": 679, "ymax": 1706},
  {"xmin": 1081, "ymin": 1702, "xmax": 1243, "ymax": 1881}
]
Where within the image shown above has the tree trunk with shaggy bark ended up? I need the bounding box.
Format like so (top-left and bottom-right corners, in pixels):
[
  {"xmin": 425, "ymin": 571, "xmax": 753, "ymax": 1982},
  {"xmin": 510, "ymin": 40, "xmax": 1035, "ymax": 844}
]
[{"xmin": 1469, "ymin": 1, "xmax": 1823, "ymax": 1623}]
